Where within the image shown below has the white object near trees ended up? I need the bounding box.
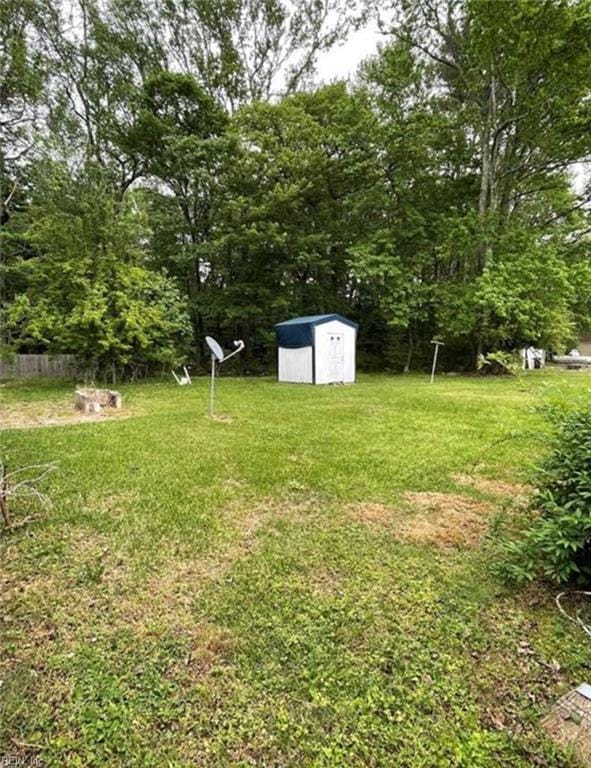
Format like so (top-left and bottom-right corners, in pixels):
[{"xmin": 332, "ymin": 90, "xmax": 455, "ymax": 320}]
[
  {"xmin": 172, "ymin": 366, "xmax": 192, "ymax": 385},
  {"xmin": 520, "ymin": 347, "xmax": 546, "ymax": 370},
  {"xmin": 275, "ymin": 314, "xmax": 357, "ymax": 385},
  {"xmin": 205, "ymin": 336, "xmax": 245, "ymax": 416},
  {"xmin": 553, "ymin": 351, "xmax": 591, "ymax": 367}
]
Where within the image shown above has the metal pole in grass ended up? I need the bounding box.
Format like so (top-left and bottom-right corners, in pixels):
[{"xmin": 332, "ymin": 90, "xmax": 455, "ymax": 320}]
[
  {"xmin": 210, "ymin": 354, "xmax": 216, "ymax": 417},
  {"xmin": 430, "ymin": 339, "xmax": 445, "ymax": 384},
  {"xmin": 205, "ymin": 336, "xmax": 245, "ymax": 417}
]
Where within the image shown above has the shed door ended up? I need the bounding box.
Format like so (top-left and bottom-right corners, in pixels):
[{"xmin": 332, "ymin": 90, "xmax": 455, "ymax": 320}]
[{"xmin": 327, "ymin": 333, "xmax": 344, "ymax": 382}]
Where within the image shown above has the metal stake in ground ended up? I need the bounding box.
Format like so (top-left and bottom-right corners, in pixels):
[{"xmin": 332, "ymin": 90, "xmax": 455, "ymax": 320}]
[
  {"xmin": 205, "ymin": 337, "xmax": 245, "ymax": 417},
  {"xmin": 430, "ymin": 340, "xmax": 445, "ymax": 384}
]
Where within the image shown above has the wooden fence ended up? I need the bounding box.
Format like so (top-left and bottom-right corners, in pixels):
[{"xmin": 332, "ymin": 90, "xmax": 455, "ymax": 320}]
[{"xmin": 0, "ymin": 354, "xmax": 78, "ymax": 379}]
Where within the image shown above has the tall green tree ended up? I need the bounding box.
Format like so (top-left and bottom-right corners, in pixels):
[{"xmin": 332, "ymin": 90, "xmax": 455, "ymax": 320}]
[
  {"xmin": 119, "ymin": 70, "xmax": 231, "ymax": 354},
  {"xmin": 202, "ymin": 83, "xmax": 377, "ymax": 362},
  {"xmin": 359, "ymin": 0, "xmax": 591, "ymax": 363},
  {"xmin": 2, "ymin": 162, "xmax": 192, "ymax": 378},
  {"xmin": 2, "ymin": 0, "xmax": 590, "ymax": 375}
]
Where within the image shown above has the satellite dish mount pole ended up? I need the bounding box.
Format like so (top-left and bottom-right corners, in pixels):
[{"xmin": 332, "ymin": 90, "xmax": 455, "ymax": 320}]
[{"xmin": 210, "ymin": 354, "xmax": 216, "ymax": 417}]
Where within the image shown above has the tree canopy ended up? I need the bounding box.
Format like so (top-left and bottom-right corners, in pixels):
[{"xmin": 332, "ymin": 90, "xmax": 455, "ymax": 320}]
[{"xmin": 1, "ymin": 0, "xmax": 590, "ymax": 377}]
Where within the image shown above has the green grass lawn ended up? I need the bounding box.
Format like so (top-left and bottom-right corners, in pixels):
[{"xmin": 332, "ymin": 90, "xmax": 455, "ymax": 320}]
[{"xmin": 2, "ymin": 371, "xmax": 591, "ymax": 767}]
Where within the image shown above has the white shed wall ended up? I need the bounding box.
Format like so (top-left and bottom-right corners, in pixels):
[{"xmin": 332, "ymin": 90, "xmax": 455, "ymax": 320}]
[
  {"xmin": 314, "ymin": 320, "xmax": 356, "ymax": 384},
  {"xmin": 278, "ymin": 346, "xmax": 313, "ymax": 383}
]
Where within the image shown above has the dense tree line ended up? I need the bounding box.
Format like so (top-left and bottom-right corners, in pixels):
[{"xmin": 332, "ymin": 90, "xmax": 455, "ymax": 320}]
[{"xmin": 1, "ymin": 0, "xmax": 590, "ymax": 378}]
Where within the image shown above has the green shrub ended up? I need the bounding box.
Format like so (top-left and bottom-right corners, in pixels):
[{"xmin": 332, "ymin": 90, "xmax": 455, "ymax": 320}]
[
  {"xmin": 477, "ymin": 350, "xmax": 521, "ymax": 376},
  {"xmin": 500, "ymin": 404, "xmax": 591, "ymax": 584}
]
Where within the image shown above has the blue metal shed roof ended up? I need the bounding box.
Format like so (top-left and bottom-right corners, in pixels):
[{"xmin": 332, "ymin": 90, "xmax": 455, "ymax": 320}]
[{"xmin": 275, "ymin": 314, "xmax": 357, "ymax": 348}]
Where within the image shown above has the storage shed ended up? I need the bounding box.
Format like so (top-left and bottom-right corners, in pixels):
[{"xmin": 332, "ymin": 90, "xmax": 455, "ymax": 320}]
[{"xmin": 275, "ymin": 314, "xmax": 357, "ymax": 385}]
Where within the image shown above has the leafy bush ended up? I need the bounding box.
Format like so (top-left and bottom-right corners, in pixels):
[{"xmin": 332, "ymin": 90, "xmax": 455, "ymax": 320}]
[
  {"xmin": 500, "ymin": 404, "xmax": 591, "ymax": 584},
  {"xmin": 2, "ymin": 163, "xmax": 193, "ymax": 378},
  {"xmin": 477, "ymin": 350, "xmax": 521, "ymax": 376}
]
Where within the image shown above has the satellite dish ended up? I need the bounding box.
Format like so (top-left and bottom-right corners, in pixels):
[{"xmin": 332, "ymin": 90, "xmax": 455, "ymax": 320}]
[
  {"xmin": 206, "ymin": 336, "xmax": 224, "ymax": 362},
  {"xmin": 205, "ymin": 336, "xmax": 245, "ymax": 416}
]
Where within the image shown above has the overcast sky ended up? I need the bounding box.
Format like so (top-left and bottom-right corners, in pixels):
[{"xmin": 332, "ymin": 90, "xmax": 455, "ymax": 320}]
[{"xmin": 316, "ymin": 24, "xmax": 383, "ymax": 82}]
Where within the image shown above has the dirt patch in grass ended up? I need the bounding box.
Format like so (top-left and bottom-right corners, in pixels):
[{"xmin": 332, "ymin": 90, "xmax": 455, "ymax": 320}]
[
  {"xmin": 399, "ymin": 492, "xmax": 493, "ymax": 548},
  {"xmin": 347, "ymin": 502, "xmax": 398, "ymax": 527},
  {"xmin": 8, "ymin": 487, "xmax": 499, "ymax": 670},
  {"xmin": 0, "ymin": 398, "xmax": 135, "ymax": 430},
  {"xmin": 211, "ymin": 413, "xmax": 233, "ymax": 423},
  {"xmin": 347, "ymin": 493, "xmax": 493, "ymax": 548},
  {"xmin": 138, "ymin": 536, "xmax": 259, "ymax": 623},
  {"xmin": 453, "ymin": 473, "xmax": 531, "ymax": 499}
]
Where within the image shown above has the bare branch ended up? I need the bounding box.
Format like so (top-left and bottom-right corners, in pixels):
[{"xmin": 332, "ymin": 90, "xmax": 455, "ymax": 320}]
[{"xmin": 1, "ymin": 462, "xmax": 58, "ymax": 530}]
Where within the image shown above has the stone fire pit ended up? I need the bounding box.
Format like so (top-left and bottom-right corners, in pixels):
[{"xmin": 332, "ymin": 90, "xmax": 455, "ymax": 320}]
[{"xmin": 74, "ymin": 388, "xmax": 122, "ymax": 414}]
